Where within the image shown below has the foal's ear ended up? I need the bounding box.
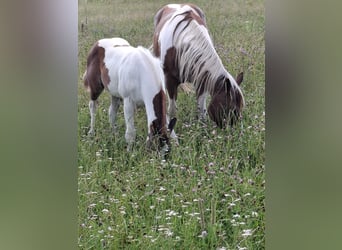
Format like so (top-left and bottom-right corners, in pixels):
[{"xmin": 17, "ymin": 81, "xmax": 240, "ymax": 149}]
[
  {"xmin": 236, "ymin": 72, "xmax": 243, "ymax": 85},
  {"xmin": 168, "ymin": 117, "xmax": 177, "ymax": 132}
]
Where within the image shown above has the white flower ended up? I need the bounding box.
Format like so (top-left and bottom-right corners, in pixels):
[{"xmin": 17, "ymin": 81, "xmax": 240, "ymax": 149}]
[
  {"xmin": 88, "ymin": 203, "xmax": 96, "ymax": 208},
  {"xmin": 165, "ymin": 229, "xmax": 173, "ymax": 237},
  {"xmin": 251, "ymin": 211, "xmax": 259, "ymax": 217},
  {"xmin": 102, "ymin": 209, "xmax": 109, "ymax": 213},
  {"xmin": 198, "ymin": 230, "xmax": 208, "ymax": 238},
  {"xmin": 241, "ymin": 229, "xmax": 253, "ymax": 237}
]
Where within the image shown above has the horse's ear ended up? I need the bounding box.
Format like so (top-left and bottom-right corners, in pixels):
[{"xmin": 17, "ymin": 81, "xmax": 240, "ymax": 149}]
[
  {"xmin": 236, "ymin": 72, "xmax": 243, "ymax": 85},
  {"xmin": 168, "ymin": 117, "xmax": 177, "ymax": 132}
]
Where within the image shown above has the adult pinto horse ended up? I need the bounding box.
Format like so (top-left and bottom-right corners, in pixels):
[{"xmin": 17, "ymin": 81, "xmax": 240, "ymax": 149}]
[
  {"xmin": 83, "ymin": 37, "xmax": 176, "ymax": 156},
  {"xmin": 153, "ymin": 4, "xmax": 244, "ymax": 128}
]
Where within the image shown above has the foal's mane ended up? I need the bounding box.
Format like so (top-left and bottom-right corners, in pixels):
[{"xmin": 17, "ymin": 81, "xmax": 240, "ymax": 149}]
[
  {"xmin": 136, "ymin": 46, "xmax": 165, "ymax": 93},
  {"xmin": 137, "ymin": 47, "xmax": 167, "ymax": 134}
]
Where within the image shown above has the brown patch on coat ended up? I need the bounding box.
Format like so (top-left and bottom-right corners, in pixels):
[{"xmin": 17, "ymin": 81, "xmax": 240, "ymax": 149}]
[
  {"xmin": 172, "ymin": 8, "xmax": 206, "ymax": 37},
  {"xmin": 83, "ymin": 42, "xmax": 104, "ymax": 100},
  {"xmin": 153, "ymin": 4, "xmax": 206, "ymax": 57},
  {"xmin": 153, "ymin": 6, "xmax": 175, "ymax": 57},
  {"xmin": 163, "ymin": 47, "xmax": 180, "ymax": 100},
  {"xmin": 98, "ymin": 46, "xmax": 110, "ymax": 87},
  {"xmin": 151, "ymin": 89, "xmax": 167, "ymax": 137},
  {"xmin": 83, "ymin": 42, "xmax": 112, "ymax": 101}
]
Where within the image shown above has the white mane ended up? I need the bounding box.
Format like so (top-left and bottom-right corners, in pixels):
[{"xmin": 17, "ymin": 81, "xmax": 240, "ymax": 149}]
[{"xmin": 171, "ymin": 13, "xmax": 242, "ymax": 99}]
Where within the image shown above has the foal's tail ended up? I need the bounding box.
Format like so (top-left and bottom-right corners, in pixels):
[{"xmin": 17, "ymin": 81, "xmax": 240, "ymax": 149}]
[
  {"xmin": 82, "ymin": 70, "xmax": 87, "ymax": 81},
  {"xmin": 81, "ymin": 70, "xmax": 91, "ymax": 92}
]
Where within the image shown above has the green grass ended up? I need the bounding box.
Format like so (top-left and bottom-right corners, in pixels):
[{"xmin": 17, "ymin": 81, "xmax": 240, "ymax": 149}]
[{"xmin": 78, "ymin": 0, "xmax": 264, "ymax": 249}]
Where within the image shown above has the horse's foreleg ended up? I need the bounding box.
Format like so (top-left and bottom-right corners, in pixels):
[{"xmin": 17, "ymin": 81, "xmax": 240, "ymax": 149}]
[
  {"xmin": 168, "ymin": 98, "xmax": 177, "ymax": 119},
  {"xmin": 88, "ymin": 100, "xmax": 97, "ymax": 135},
  {"xmin": 197, "ymin": 93, "xmax": 207, "ymax": 121},
  {"xmin": 109, "ymin": 96, "xmax": 121, "ymax": 132},
  {"xmin": 123, "ymin": 98, "xmax": 136, "ymax": 150},
  {"xmin": 166, "ymin": 116, "xmax": 179, "ymax": 145}
]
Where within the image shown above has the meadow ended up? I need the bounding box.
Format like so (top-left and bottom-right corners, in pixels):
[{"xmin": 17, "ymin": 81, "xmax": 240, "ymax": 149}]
[{"xmin": 78, "ymin": 0, "xmax": 264, "ymax": 249}]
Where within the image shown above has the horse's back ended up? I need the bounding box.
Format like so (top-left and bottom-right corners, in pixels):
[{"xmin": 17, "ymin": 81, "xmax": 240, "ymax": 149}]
[
  {"xmin": 118, "ymin": 47, "xmax": 163, "ymax": 102},
  {"xmin": 98, "ymin": 37, "xmax": 130, "ymax": 48}
]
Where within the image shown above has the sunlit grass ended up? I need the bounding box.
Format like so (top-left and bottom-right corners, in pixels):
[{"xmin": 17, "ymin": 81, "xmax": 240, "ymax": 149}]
[{"xmin": 78, "ymin": 0, "xmax": 264, "ymax": 249}]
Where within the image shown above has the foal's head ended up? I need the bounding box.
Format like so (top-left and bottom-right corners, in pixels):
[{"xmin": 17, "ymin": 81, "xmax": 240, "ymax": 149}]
[
  {"xmin": 147, "ymin": 89, "xmax": 177, "ymax": 158},
  {"xmin": 147, "ymin": 117, "xmax": 177, "ymax": 158},
  {"xmin": 208, "ymin": 72, "xmax": 244, "ymax": 128}
]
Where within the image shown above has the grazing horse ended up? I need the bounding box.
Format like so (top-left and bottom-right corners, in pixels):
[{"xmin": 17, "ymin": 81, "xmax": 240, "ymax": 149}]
[
  {"xmin": 83, "ymin": 37, "xmax": 176, "ymax": 155},
  {"xmin": 153, "ymin": 4, "xmax": 244, "ymax": 128}
]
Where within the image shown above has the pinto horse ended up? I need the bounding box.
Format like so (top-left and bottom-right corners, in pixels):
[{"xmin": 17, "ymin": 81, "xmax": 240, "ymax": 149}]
[
  {"xmin": 83, "ymin": 37, "xmax": 176, "ymax": 155},
  {"xmin": 153, "ymin": 4, "xmax": 244, "ymax": 128}
]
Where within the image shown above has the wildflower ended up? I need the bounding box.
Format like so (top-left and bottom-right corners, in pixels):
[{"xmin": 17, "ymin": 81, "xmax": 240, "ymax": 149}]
[
  {"xmin": 241, "ymin": 229, "xmax": 253, "ymax": 237},
  {"xmin": 165, "ymin": 229, "xmax": 173, "ymax": 237},
  {"xmin": 102, "ymin": 209, "xmax": 109, "ymax": 214},
  {"xmin": 88, "ymin": 203, "xmax": 96, "ymax": 208},
  {"xmin": 198, "ymin": 230, "xmax": 208, "ymax": 238},
  {"xmin": 251, "ymin": 211, "xmax": 258, "ymax": 217}
]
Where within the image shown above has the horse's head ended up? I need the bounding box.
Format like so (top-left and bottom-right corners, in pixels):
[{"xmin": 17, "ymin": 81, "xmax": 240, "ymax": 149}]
[
  {"xmin": 208, "ymin": 72, "xmax": 244, "ymax": 128},
  {"xmin": 147, "ymin": 117, "xmax": 177, "ymax": 159}
]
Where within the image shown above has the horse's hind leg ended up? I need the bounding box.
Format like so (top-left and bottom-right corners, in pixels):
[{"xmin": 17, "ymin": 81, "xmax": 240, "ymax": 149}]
[{"xmin": 109, "ymin": 96, "xmax": 121, "ymax": 132}]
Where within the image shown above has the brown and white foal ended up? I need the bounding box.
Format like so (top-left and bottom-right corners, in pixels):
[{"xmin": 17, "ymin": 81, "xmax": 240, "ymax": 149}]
[{"xmin": 83, "ymin": 37, "xmax": 176, "ymax": 155}]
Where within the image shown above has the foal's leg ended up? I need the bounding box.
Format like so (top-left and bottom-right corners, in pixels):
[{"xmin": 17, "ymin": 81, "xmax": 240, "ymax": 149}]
[
  {"xmin": 86, "ymin": 72, "xmax": 104, "ymax": 135},
  {"xmin": 88, "ymin": 100, "xmax": 97, "ymax": 135},
  {"xmin": 108, "ymin": 96, "xmax": 121, "ymax": 132},
  {"xmin": 123, "ymin": 98, "xmax": 136, "ymax": 150}
]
